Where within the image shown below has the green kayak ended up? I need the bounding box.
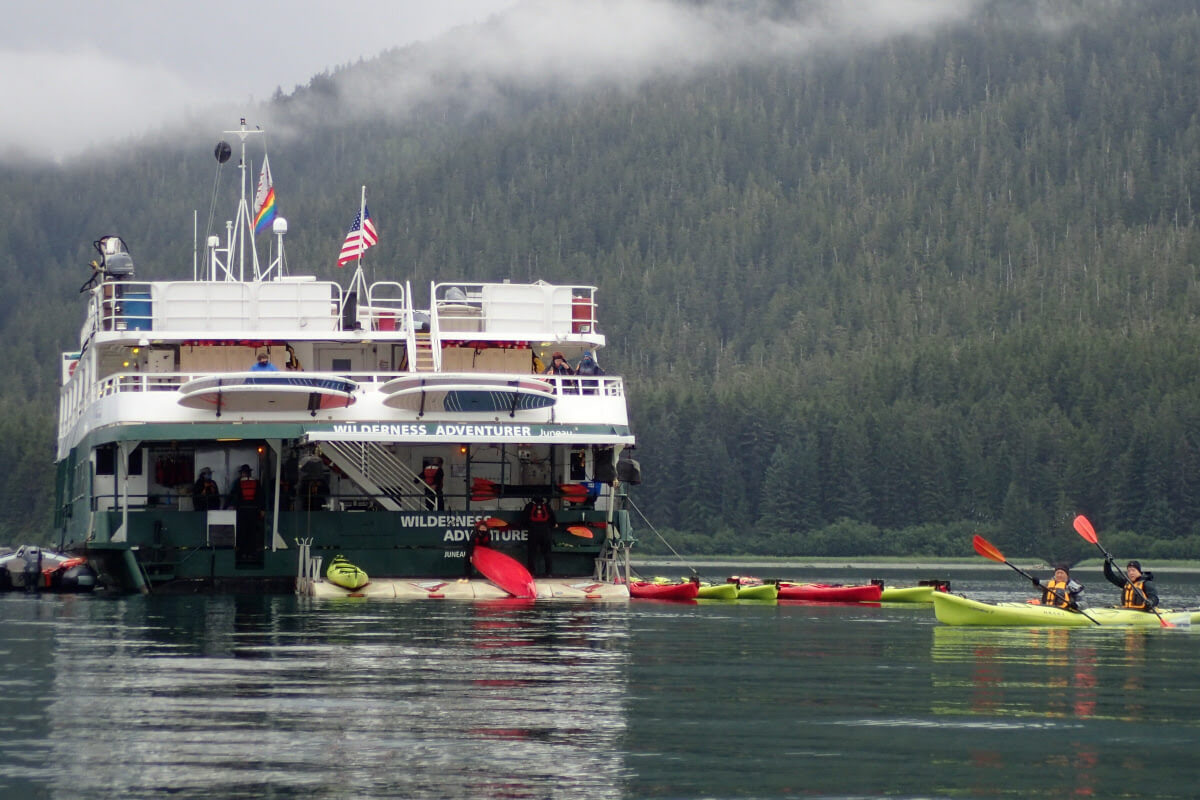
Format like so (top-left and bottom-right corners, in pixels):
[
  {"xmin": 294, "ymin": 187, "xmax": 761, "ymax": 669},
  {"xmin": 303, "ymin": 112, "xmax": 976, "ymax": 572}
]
[
  {"xmin": 736, "ymin": 582, "xmax": 779, "ymax": 601},
  {"xmin": 326, "ymin": 555, "xmax": 369, "ymax": 590},
  {"xmin": 696, "ymin": 582, "xmax": 739, "ymax": 600},
  {"xmin": 879, "ymin": 585, "xmax": 936, "ymax": 603},
  {"xmin": 933, "ymin": 592, "xmax": 1198, "ymax": 627}
]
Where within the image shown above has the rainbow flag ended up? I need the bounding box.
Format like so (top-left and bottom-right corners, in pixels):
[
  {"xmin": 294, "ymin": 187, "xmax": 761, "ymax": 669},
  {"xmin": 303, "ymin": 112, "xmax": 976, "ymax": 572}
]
[{"xmin": 253, "ymin": 155, "xmax": 277, "ymax": 235}]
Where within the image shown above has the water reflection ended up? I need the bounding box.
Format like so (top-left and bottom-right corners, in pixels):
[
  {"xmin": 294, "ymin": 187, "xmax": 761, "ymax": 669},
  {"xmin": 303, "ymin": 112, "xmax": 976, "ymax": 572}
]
[{"xmin": 6, "ymin": 596, "xmax": 631, "ymax": 800}]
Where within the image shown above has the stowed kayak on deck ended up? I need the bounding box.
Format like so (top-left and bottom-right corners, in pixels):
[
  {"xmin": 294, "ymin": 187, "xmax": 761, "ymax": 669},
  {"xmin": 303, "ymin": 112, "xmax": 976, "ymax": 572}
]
[{"xmin": 932, "ymin": 592, "xmax": 1200, "ymax": 627}]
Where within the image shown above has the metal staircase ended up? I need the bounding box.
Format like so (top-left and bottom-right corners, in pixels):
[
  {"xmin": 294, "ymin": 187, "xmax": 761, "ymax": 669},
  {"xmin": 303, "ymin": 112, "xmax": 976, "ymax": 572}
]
[{"xmin": 318, "ymin": 441, "xmax": 426, "ymax": 511}]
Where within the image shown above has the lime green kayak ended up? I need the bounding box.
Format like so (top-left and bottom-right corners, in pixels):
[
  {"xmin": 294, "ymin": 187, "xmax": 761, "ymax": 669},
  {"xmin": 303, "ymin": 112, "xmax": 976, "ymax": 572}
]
[
  {"xmin": 933, "ymin": 592, "xmax": 1198, "ymax": 627},
  {"xmin": 326, "ymin": 555, "xmax": 369, "ymax": 590},
  {"xmin": 696, "ymin": 582, "xmax": 739, "ymax": 600},
  {"xmin": 736, "ymin": 582, "xmax": 778, "ymax": 601},
  {"xmin": 880, "ymin": 585, "xmax": 936, "ymax": 603}
]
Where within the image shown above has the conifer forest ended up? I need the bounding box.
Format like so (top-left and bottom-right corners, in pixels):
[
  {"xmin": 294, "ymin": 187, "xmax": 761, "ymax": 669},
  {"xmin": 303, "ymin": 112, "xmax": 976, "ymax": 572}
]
[{"xmin": 4, "ymin": 0, "xmax": 1200, "ymax": 564}]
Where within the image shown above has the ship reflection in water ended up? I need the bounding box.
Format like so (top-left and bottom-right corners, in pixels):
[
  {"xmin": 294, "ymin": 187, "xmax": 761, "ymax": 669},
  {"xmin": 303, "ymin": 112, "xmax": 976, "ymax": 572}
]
[
  {"xmin": 10, "ymin": 596, "xmax": 631, "ymax": 800},
  {"xmin": 6, "ymin": 575, "xmax": 1200, "ymax": 799}
]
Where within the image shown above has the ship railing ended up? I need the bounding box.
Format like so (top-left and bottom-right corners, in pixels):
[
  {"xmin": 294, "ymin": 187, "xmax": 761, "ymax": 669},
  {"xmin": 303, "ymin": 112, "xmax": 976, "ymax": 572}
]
[
  {"xmin": 60, "ymin": 370, "xmax": 625, "ymax": 428},
  {"xmin": 88, "ymin": 279, "xmax": 347, "ymax": 335},
  {"xmin": 430, "ymin": 281, "xmax": 598, "ymax": 337},
  {"xmin": 545, "ymin": 375, "xmax": 624, "ymax": 397}
]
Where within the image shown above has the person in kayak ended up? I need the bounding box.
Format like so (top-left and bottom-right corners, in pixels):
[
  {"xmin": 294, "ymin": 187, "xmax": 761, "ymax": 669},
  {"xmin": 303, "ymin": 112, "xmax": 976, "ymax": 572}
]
[
  {"xmin": 1103, "ymin": 559, "xmax": 1159, "ymax": 610},
  {"xmin": 1034, "ymin": 564, "xmax": 1084, "ymax": 609}
]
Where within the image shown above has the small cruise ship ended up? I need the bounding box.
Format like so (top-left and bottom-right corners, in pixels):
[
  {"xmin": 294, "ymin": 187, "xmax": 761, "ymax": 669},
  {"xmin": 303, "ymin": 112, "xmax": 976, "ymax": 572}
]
[{"xmin": 54, "ymin": 121, "xmax": 639, "ymax": 598}]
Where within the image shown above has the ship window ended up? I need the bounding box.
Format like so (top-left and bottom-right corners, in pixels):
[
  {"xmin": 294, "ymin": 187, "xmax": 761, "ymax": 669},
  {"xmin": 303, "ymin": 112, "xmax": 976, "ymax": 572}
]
[
  {"xmin": 331, "ymin": 358, "xmax": 352, "ymax": 371},
  {"xmin": 96, "ymin": 445, "xmax": 115, "ymax": 475},
  {"xmin": 94, "ymin": 444, "xmax": 143, "ymax": 476}
]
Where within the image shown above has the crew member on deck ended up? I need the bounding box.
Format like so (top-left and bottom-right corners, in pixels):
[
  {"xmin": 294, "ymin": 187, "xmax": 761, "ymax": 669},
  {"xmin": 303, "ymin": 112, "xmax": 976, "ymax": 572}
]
[
  {"xmin": 465, "ymin": 519, "xmax": 491, "ymax": 578},
  {"xmin": 544, "ymin": 352, "xmax": 574, "ymax": 375},
  {"xmin": 414, "ymin": 457, "xmax": 444, "ymax": 510},
  {"xmin": 226, "ymin": 464, "xmax": 266, "ymax": 565},
  {"xmin": 192, "ymin": 467, "xmax": 221, "ymax": 511},
  {"xmin": 250, "ymin": 351, "xmax": 278, "ymax": 371},
  {"xmin": 522, "ymin": 496, "xmax": 556, "ymax": 577},
  {"xmin": 1104, "ymin": 559, "xmax": 1159, "ymax": 610},
  {"xmin": 1034, "ymin": 564, "xmax": 1083, "ymax": 609}
]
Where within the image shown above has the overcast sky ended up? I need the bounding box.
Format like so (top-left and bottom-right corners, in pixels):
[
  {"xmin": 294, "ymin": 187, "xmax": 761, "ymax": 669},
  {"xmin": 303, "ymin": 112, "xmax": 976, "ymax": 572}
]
[
  {"xmin": 2, "ymin": 0, "xmax": 1011, "ymax": 163},
  {"xmin": 1, "ymin": 0, "xmax": 516, "ymax": 161}
]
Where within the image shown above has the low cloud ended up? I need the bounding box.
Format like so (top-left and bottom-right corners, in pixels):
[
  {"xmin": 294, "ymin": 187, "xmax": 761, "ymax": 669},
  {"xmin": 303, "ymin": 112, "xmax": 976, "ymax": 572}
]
[{"xmin": 5, "ymin": 0, "xmax": 1038, "ymax": 162}]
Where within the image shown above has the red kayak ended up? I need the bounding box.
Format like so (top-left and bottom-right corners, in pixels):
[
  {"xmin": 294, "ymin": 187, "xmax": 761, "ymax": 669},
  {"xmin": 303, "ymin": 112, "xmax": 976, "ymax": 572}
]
[
  {"xmin": 777, "ymin": 583, "xmax": 882, "ymax": 602},
  {"xmin": 630, "ymin": 580, "xmax": 700, "ymax": 601},
  {"xmin": 471, "ymin": 545, "xmax": 537, "ymax": 599}
]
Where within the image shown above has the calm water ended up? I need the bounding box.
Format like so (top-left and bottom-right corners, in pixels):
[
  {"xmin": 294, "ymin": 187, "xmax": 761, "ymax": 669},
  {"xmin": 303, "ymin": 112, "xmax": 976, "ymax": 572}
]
[{"xmin": 4, "ymin": 566, "xmax": 1200, "ymax": 799}]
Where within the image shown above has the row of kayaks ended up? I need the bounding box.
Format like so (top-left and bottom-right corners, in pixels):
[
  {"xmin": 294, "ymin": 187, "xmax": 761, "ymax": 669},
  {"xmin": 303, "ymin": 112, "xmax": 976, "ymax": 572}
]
[
  {"xmin": 628, "ymin": 577, "xmax": 1199, "ymax": 628},
  {"xmin": 629, "ymin": 577, "xmax": 947, "ymax": 604},
  {"xmin": 932, "ymin": 592, "xmax": 1200, "ymax": 627}
]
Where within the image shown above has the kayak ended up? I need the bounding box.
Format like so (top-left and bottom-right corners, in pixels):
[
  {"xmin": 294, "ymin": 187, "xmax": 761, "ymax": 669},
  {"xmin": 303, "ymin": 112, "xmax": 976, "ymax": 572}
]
[
  {"xmin": 932, "ymin": 592, "xmax": 1200, "ymax": 627},
  {"xmin": 736, "ymin": 582, "xmax": 778, "ymax": 601},
  {"xmin": 630, "ymin": 580, "xmax": 699, "ymax": 601},
  {"xmin": 326, "ymin": 555, "xmax": 369, "ymax": 590},
  {"xmin": 880, "ymin": 585, "xmax": 937, "ymax": 603},
  {"xmin": 777, "ymin": 583, "xmax": 882, "ymax": 602},
  {"xmin": 696, "ymin": 582, "xmax": 739, "ymax": 600}
]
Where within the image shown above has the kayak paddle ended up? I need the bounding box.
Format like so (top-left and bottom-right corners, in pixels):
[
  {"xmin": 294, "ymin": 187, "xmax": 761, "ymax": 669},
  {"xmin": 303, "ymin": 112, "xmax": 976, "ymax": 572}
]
[
  {"xmin": 972, "ymin": 535, "xmax": 1100, "ymax": 625},
  {"xmin": 1072, "ymin": 515, "xmax": 1172, "ymax": 628}
]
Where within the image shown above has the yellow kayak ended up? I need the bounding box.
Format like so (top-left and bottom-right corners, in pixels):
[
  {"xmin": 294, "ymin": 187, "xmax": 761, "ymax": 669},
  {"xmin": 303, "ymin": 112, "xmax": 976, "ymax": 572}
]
[
  {"xmin": 933, "ymin": 592, "xmax": 1198, "ymax": 627},
  {"xmin": 326, "ymin": 555, "xmax": 369, "ymax": 590}
]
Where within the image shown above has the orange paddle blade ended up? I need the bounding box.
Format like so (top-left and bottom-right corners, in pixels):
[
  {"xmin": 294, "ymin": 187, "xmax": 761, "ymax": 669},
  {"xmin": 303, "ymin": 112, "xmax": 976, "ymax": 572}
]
[
  {"xmin": 1073, "ymin": 515, "xmax": 1098, "ymax": 544},
  {"xmin": 566, "ymin": 526, "xmax": 594, "ymax": 539},
  {"xmin": 972, "ymin": 534, "xmax": 1006, "ymax": 564},
  {"xmin": 484, "ymin": 516, "xmax": 509, "ymax": 529}
]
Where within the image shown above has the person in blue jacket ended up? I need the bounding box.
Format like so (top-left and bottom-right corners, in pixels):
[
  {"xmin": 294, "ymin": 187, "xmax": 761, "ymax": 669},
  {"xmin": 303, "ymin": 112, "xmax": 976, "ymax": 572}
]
[{"xmin": 250, "ymin": 351, "xmax": 278, "ymax": 371}]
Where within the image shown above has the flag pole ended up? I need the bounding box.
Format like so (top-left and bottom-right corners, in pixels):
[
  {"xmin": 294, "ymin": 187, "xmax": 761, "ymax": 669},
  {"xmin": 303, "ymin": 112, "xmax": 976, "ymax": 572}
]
[{"xmin": 350, "ymin": 185, "xmax": 367, "ymax": 300}]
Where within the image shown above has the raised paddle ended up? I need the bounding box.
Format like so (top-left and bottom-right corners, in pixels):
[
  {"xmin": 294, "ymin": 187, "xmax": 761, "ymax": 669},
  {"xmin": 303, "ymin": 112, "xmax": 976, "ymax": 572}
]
[
  {"xmin": 1072, "ymin": 515, "xmax": 1172, "ymax": 628},
  {"xmin": 971, "ymin": 535, "xmax": 1100, "ymax": 625}
]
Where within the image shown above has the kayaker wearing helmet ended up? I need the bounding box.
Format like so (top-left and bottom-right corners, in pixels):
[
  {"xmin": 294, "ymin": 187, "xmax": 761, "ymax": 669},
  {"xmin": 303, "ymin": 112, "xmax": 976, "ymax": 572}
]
[
  {"xmin": 1103, "ymin": 559, "xmax": 1159, "ymax": 610},
  {"xmin": 1034, "ymin": 564, "xmax": 1084, "ymax": 609}
]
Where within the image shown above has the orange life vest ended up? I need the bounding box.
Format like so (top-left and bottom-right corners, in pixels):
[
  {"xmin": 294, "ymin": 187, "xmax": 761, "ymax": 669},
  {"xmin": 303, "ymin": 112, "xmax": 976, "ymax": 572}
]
[
  {"xmin": 529, "ymin": 502, "xmax": 551, "ymax": 523},
  {"xmin": 1123, "ymin": 579, "xmax": 1149, "ymax": 610},
  {"xmin": 1043, "ymin": 578, "xmax": 1072, "ymax": 609},
  {"xmin": 421, "ymin": 465, "xmax": 441, "ymax": 487},
  {"xmin": 238, "ymin": 478, "xmax": 260, "ymax": 503}
]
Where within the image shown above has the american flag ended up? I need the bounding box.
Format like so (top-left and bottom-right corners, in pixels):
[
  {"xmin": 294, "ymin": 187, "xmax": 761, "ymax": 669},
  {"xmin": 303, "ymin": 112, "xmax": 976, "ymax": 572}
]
[{"xmin": 337, "ymin": 206, "xmax": 378, "ymax": 267}]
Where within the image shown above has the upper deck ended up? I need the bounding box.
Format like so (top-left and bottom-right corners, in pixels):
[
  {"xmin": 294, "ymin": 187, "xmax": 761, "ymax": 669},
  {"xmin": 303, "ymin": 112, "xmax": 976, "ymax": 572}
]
[
  {"xmin": 78, "ymin": 278, "xmax": 602, "ymax": 349},
  {"xmin": 59, "ymin": 277, "xmax": 627, "ymax": 457}
]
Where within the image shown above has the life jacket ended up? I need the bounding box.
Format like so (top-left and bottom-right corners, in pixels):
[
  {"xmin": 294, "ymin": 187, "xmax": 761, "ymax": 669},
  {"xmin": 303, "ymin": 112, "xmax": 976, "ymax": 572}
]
[
  {"xmin": 421, "ymin": 465, "xmax": 441, "ymax": 487},
  {"xmin": 1043, "ymin": 578, "xmax": 1072, "ymax": 609},
  {"xmin": 1123, "ymin": 579, "xmax": 1149, "ymax": 610},
  {"xmin": 529, "ymin": 502, "xmax": 551, "ymax": 523},
  {"xmin": 238, "ymin": 478, "xmax": 260, "ymax": 503}
]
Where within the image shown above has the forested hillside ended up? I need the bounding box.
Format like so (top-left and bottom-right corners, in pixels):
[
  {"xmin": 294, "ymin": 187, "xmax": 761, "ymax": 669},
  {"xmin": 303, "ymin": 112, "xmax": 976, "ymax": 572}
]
[{"xmin": 3, "ymin": 0, "xmax": 1200, "ymax": 563}]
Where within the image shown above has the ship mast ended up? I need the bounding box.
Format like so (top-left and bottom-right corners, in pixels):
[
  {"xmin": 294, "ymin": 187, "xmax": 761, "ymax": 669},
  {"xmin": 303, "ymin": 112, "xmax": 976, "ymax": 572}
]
[
  {"xmin": 206, "ymin": 119, "xmax": 275, "ymax": 282},
  {"xmin": 224, "ymin": 119, "xmax": 264, "ymax": 282}
]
